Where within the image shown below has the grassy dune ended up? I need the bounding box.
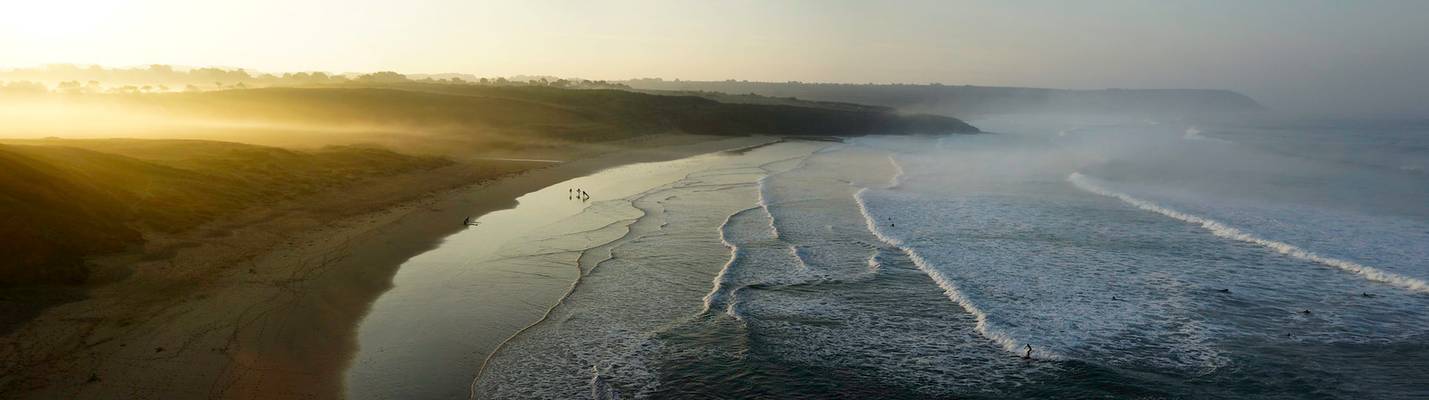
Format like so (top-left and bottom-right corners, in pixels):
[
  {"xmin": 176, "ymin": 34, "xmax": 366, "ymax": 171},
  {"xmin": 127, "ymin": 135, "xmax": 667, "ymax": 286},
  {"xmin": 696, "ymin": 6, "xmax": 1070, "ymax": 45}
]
[{"xmin": 0, "ymin": 140, "xmax": 453, "ymax": 284}]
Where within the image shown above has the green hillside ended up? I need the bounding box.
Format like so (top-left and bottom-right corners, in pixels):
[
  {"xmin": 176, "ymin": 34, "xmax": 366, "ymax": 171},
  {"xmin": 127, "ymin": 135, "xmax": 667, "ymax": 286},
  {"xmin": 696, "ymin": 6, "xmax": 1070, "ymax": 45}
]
[
  {"xmin": 0, "ymin": 146, "xmax": 140, "ymax": 283},
  {"xmin": 0, "ymin": 140, "xmax": 451, "ymax": 284},
  {"xmin": 118, "ymin": 85, "xmax": 979, "ymax": 143}
]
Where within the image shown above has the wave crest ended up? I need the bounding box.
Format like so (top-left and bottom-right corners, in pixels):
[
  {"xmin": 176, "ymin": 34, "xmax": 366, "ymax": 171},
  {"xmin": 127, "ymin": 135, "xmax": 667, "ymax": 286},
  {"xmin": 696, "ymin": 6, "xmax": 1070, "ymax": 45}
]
[{"xmin": 1068, "ymin": 172, "xmax": 1429, "ymax": 294}]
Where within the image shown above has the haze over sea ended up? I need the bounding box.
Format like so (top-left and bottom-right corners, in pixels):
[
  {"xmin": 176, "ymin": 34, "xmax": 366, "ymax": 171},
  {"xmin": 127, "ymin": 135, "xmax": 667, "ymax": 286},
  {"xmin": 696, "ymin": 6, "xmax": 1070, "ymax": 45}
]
[{"xmin": 346, "ymin": 114, "xmax": 1429, "ymax": 399}]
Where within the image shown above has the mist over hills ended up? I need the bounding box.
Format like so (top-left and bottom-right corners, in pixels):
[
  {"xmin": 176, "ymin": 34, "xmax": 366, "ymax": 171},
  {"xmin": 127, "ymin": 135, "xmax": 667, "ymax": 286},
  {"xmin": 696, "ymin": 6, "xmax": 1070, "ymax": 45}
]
[
  {"xmin": 622, "ymin": 79, "xmax": 1266, "ymax": 117},
  {"xmin": 3, "ymin": 65, "xmax": 1265, "ymax": 119},
  {"xmin": 141, "ymin": 85, "xmax": 979, "ymax": 138},
  {"xmin": 0, "ymin": 80, "xmax": 978, "ymax": 286},
  {"xmin": 3, "ymin": 83, "xmax": 977, "ymax": 156}
]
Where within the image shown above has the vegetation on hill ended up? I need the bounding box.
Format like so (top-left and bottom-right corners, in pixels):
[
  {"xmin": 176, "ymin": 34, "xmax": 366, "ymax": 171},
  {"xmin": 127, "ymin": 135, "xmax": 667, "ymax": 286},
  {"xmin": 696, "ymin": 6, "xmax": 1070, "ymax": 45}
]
[
  {"xmin": 3, "ymin": 83, "xmax": 978, "ymax": 158},
  {"xmin": 120, "ymin": 85, "xmax": 980, "ymax": 139},
  {"xmin": 621, "ymin": 79, "xmax": 1266, "ymax": 116},
  {"xmin": 0, "ymin": 140, "xmax": 451, "ymax": 284},
  {"xmin": 0, "ymin": 64, "xmax": 632, "ymax": 93}
]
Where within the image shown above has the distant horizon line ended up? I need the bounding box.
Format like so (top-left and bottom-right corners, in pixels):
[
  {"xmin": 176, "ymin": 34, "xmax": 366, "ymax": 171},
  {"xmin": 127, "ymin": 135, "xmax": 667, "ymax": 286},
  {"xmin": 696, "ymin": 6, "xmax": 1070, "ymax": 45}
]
[{"xmin": 0, "ymin": 63, "xmax": 1248, "ymax": 93}]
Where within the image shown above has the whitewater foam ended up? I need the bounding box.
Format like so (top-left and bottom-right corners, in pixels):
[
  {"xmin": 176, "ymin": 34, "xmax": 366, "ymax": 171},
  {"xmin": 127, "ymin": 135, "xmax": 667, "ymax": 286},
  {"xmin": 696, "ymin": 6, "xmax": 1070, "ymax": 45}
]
[
  {"xmin": 886, "ymin": 154, "xmax": 906, "ymax": 189},
  {"xmin": 852, "ymin": 150, "xmax": 1068, "ymax": 360},
  {"xmin": 1068, "ymin": 172, "xmax": 1429, "ymax": 294},
  {"xmin": 701, "ymin": 206, "xmax": 760, "ymax": 315},
  {"xmin": 1182, "ymin": 126, "xmax": 1233, "ymax": 143},
  {"xmin": 590, "ymin": 365, "xmax": 622, "ymax": 400},
  {"xmin": 853, "ymin": 187, "xmax": 1062, "ymax": 360}
]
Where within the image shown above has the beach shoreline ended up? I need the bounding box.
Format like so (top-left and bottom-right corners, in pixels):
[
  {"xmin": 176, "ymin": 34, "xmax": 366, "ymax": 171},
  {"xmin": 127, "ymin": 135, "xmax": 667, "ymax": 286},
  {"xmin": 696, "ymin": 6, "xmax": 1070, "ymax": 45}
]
[{"xmin": 0, "ymin": 133, "xmax": 778, "ymax": 399}]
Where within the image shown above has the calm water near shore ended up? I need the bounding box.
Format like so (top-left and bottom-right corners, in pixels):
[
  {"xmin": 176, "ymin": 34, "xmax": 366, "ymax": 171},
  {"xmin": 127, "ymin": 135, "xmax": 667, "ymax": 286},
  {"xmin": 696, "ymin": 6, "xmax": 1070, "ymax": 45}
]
[{"xmin": 345, "ymin": 141, "xmax": 824, "ymax": 399}]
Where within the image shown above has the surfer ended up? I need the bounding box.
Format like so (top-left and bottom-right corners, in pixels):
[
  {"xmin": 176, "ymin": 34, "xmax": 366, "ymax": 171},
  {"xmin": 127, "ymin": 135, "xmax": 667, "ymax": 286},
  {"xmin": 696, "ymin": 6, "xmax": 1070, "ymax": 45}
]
[
  {"xmin": 1023, "ymin": 344, "xmax": 1033, "ymax": 359},
  {"xmin": 463, "ymin": 217, "xmax": 470, "ymax": 225}
]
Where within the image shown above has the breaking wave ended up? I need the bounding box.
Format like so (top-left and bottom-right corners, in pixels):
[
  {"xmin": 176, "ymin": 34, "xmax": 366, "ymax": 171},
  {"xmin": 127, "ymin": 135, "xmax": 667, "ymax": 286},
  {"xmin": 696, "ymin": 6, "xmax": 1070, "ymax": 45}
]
[{"xmin": 1068, "ymin": 172, "xmax": 1429, "ymax": 294}]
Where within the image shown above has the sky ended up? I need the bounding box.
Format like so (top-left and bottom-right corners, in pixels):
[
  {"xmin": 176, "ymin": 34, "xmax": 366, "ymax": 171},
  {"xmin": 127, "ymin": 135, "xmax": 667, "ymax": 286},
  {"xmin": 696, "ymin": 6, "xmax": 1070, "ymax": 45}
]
[{"xmin": 3, "ymin": 0, "xmax": 1427, "ymax": 115}]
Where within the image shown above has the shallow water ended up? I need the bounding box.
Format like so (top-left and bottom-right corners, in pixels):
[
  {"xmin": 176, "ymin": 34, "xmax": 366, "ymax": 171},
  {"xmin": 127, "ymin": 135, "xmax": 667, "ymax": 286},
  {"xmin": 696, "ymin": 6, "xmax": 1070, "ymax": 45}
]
[
  {"xmin": 345, "ymin": 142, "xmax": 824, "ymax": 399},
  {"xmin": 359, "ymin": 117, "xmax": 1429, "ymax": 399}
]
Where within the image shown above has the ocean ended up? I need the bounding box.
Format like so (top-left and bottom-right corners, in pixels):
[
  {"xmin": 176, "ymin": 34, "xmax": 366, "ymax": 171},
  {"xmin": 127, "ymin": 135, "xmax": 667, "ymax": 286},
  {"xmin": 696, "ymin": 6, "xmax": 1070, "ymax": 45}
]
[{"xmin": 357, "ymin": 116, "xmax": 1429, "ymax": 399}]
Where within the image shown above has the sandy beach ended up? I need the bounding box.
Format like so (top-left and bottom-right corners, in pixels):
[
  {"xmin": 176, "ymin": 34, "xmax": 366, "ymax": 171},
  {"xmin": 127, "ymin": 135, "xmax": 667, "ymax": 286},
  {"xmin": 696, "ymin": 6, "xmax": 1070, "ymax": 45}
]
[{"xmin": 0, "ymin": 133, "xmax": 777, "ymax": 400}]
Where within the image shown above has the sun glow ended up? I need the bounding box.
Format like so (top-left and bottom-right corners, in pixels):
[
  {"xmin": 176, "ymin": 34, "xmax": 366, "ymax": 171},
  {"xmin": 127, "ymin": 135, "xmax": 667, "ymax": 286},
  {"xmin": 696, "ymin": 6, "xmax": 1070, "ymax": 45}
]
[{"xmin": 5, "ymin": 1, "xmax": 121, "ymax": 42}]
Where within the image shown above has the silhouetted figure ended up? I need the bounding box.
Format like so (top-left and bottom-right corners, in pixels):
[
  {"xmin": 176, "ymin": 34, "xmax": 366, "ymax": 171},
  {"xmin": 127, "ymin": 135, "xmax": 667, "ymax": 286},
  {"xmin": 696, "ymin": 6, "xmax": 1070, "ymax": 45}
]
[
  {"xmin": 464, "ymin": 217, "xmax": 470, "ymax": 225},
  {"xmin": 1300, "ymin": 309, "xmax": 1312, "ymax": 315},
  {"xmin": 1112, "ymin": 296, "xmax": 1119, "ymax": 301},
  {"xmin": 1023, "ymin": 344, "xmax": 1033, "ymax": 359},
  {"xmin": 1217, "ymin": 288, "xmax": 1231, "ymax": 293},
  {"xmin": 1362, "ymin": 292, "xmax": 1376, "ymax": 298}
]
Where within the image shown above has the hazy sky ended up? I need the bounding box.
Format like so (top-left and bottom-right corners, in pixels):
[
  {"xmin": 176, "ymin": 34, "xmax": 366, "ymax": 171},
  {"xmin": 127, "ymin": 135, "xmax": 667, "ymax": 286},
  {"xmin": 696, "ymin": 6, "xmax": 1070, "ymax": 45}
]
[{"xmin": 4, "ymin": 0, "xmax": 1427, "ymax": 115}]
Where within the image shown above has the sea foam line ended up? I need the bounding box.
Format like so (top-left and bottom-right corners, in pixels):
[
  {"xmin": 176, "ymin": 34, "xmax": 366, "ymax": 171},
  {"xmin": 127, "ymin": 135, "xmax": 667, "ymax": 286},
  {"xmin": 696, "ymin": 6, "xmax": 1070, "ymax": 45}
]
[
  {"xmin": 754, "ymin": 174, "xmax": 784, "ymax": 239},
  {"xmin": 855, "ymin": 154, "xmax": 1060, "ymax": 359},
  {"xmin": 886, "ymin": 153, "xmax": 905, "ymax": 189},
  {"xmin": 701, "ymin": 206, "xmax": 759, "ymax": 315},
  {"xmin": 853, "ymin": 188, "xmax": 1061, "ymax": 360},
  {"xmin": 1068, "ymin": 172, "xmax": 1429, "ymax": 294},
  {"xmin": 471, "ymin": 179, "xmax": 689, "ymax": 399}
]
